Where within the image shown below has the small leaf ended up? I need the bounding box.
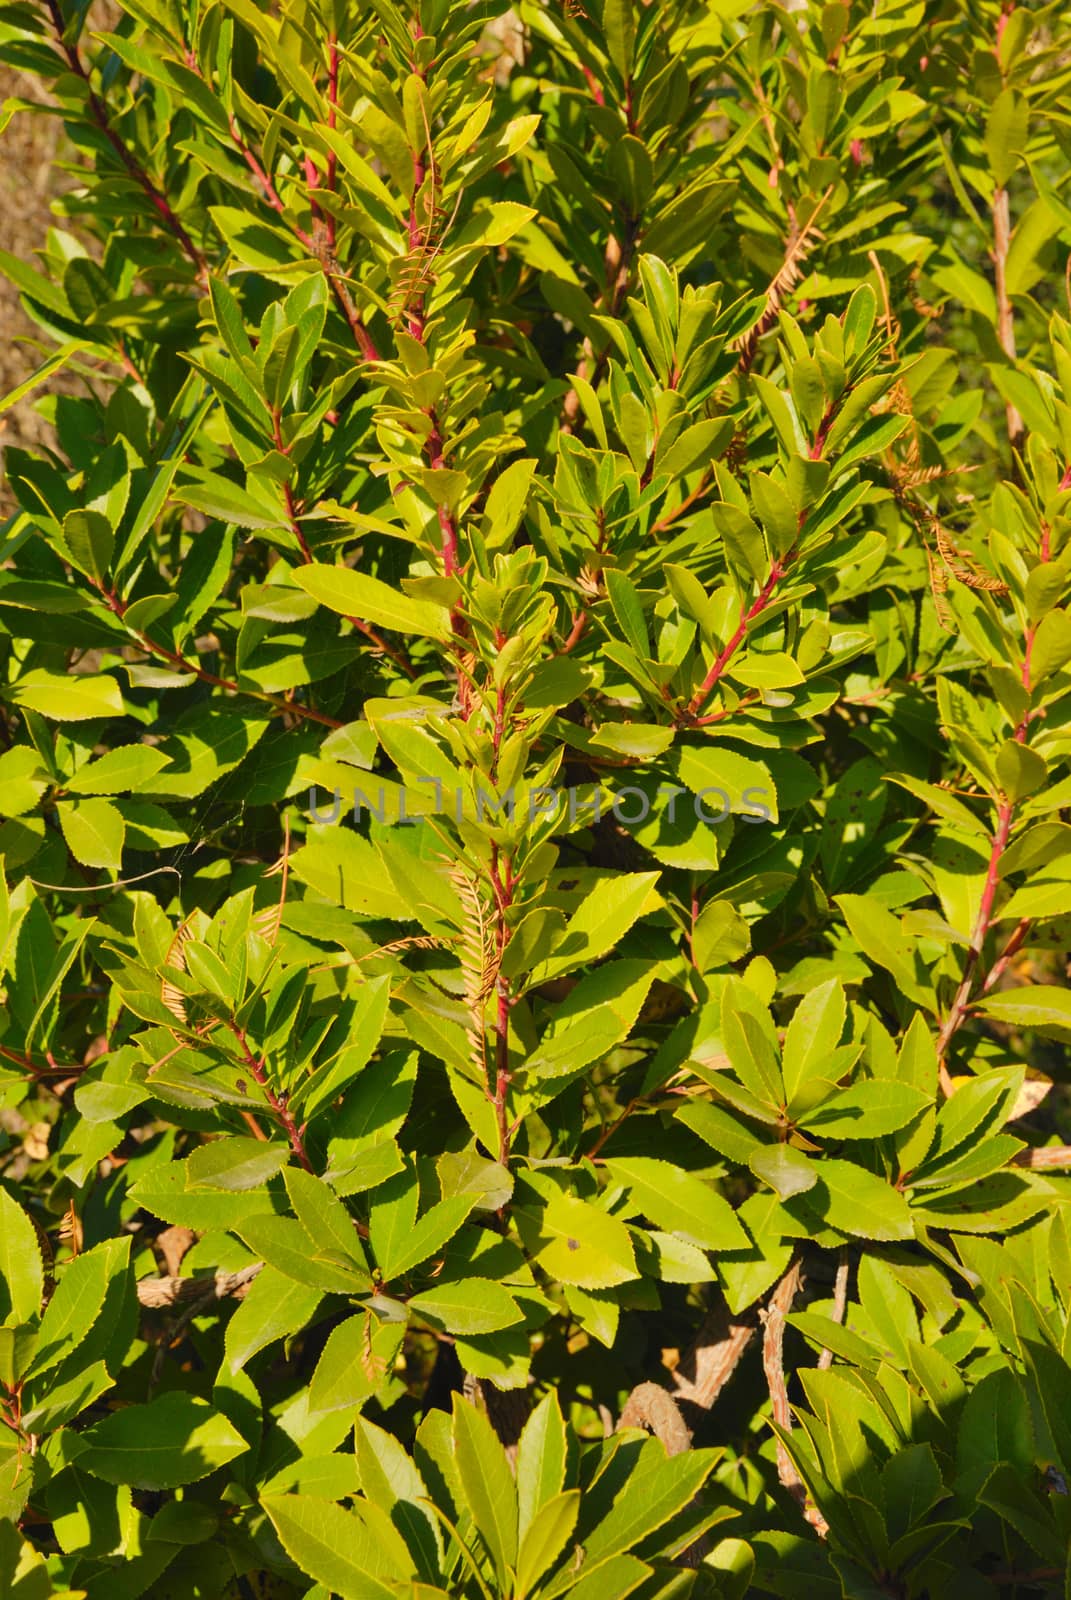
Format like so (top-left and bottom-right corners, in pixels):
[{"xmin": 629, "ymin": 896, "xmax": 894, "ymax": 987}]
[
  {"xmin": 409, "ymin": 1278, "xmax": 523, "ymax": 1336},
  {"xmin": 8, "ymin": 671, "xmax": 123, "ymax": 722},
  {"xmin": 515, "ymin": 1191, "xmax": 638, "ymax": 1289},
  {"xmin": 748, "ymin": 1144, "xmax": 817, "ymax": 1199}
]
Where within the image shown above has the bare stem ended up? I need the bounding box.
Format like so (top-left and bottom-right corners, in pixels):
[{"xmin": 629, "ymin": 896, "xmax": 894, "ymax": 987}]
[
  {"xmin": 817, "ymin": 1249, "xmax": 850, "ymax": 1371},
  {"xmin": 761, "ymin": 1260, "xmax": 829, "ymax": 1537},
  {"xmin": 1012, "ymin": 1145, "xmax": 1071, "ymax": 1171}
]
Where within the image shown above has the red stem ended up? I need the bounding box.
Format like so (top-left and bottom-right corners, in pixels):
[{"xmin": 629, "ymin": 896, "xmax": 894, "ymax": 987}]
[
  {"xmin": 934, "ymin": 615, "xmax": 1039, "ymax": 1084},
  {"xmin": 651, "ymin": 470, "xmax": 713, "ymax": 536},
  {"xmin": 487, "ymin": 847, "xmax": 515, "ymax": 1165},
  {"xmin": 100, "ymin": 585, "xmax": 342, "ymax": 727},
  {"xmin": 683, "ymin": 400, "xmax": 842, "ymax": 721},
  {"xmin": 981, "ymin": 916, "xmax": 1032, "ymax": 995},
  {"xmin": 221, "ymin": 110, "xmax": 378, "ymax": 361},
  {"xmin": 0, "ymin": 1043, "xmax": 78, "ymax": 1078},
  {"xmin": 228, "ymin": 1022, "xmax": 313, "ymax": 1172},
  {"xmin": 558, "ymin": 610, "xmax": 588, "ymax": 655},
  {"xmin": 44, "ymin": 0, "xmax": 206, "ymax": 276},
  {"xmin": 684, "ymin": 561, "xmax": 784, "ymax": 718}
]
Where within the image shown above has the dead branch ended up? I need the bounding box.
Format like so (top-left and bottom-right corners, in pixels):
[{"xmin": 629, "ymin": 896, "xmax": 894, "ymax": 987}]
[
  {"xmin": 136, "ymin": 1261, "xmax": 263, "ymax": 1309},
  {"xmin": 761, "ymin": 1260, "xmax": 829, "ymax": 1537}
]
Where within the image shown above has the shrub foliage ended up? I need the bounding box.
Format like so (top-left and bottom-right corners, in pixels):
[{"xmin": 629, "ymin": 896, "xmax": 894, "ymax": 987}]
[{"xmin": 2, "ymin": 0, "xmax": 1071, "ymax": 1594}]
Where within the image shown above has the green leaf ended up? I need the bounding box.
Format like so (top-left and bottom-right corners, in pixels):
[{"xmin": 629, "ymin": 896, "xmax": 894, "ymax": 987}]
[
  {"xmin": 515, "ymin": 1191, "xmax": 638, "ymax": 1289},
  {"xmin": 955, "ymin": 1367, "xmax": 1034, "ymax": 1502},
  {"xmin": 605, "ymin": 569, "xmax": 650, "ymax": 660},
  {"xmin": 835, "ymin": 894, "xmax": 928, "ymax": 1003},
  {"xmin": 602, "ymin": 0, "xmax": 635, "ymax": 79},
  {"xmin": 978, "ymin": 1463, "xmax": 1065, "ymax": 1565},
  {"xmin": 8, "ymin": 671, "xmax": 123, "ymax": 721},
  {"xmin": 128, "ymin": 1161, "xmax": 279, "ymax": 1231},
  {"xmin": 676, "ymin": 745, "xmax": 778, "ymax": 824},
  {"xmin": 748, "ymin": 1144, "xmax": 817, "ymax": 1199},
  {"xmin": 25, "ymin": 1237, "xmax": 129, "ymax": 1380},
  {"xmin": 235, "ymin": 1214, "xmax": 368, "ymax": 1293},
  {"xmin": 0, "ymin": 1189, "xmax": 43, "ymax": 1323},
  {"xmin": 604, "ymin": 1158, "xmax": 748, "ymax": 1250},
  {"xmin": 224, "ymin": 1268, "xmax": 323, "ymax": 1374},
  {"xmin": 516, "ymin": 1490, "xmax": 581, "ymax": 1599},
  {"xmin": 581, "ymin": 1439, "xmax": 721, "ymax": 1564},
  {"xmin": 801, "ymin": 1081, "xmax": 932, "ymax": 1140},
  {"xmin": 290, "ymin": 976, "xmax": 391, "ymax": 1120},
  {"xmin": 373, "ymin": 1187, "xmax": 476, "ymax": 1280},
  {"xmin": 309, "ymin": 1312, "xmax": 404, "ymax": 1413},
  {"xmin": 794, "ymin": 1159, "xmax": 915, "ymax": 1242},
  {"xmin": 516, "ymin": 1391, "xmax": 568, "ymax": 1546},
  {"xmin": 409, "ymin": 1277, "xmax": 523, "ymax": 1336},
  {"xmin": 529, "ymin": 872, "xmax": 661, "ymax": 984},
  {"xmin": 985, "ymin": 90, "xmax": 1029, "ymax": 189},
  {"xmin": 677, "ymin": 1100, "xmax": 763, "ymax": 1164},
  {"xmin": 65, "ymin": 744, "xmax": 171, "ymax": 795},
  {"xmin": 80, "ymin": 1392, "xmax": 249, "ymax": 1488},
  {"xmin": 56, "ymin": 798, "xmax": 125, "ymax": 869},
  {"xmin": 0, "ymin": 747, "xmax": 48, "ymax": 819},
  {"xmin": 293, "ymin": 564, "xmax": 452, "ymax": 641},
  {"xmin": 974, "ymin": 987, "xmax": 1071, "ymax": 1037},
  {"xmin": 284, "ymin": 1166, "xmax": 368, "ymax": 1272},
  {"xmin": 781, "ymin": 979, "xmax": 846, "ymax": 1109},
  {"xmin": 186, "ymin": 1137, "xmax": 290, "ymax": 1191},
  {"xmin": 453, "ymin": 1396, "xmax": 519, "ymax": 1584},
  {"xmin": 62, "ymin": 509, "xmax": 114, "ymax": 583},
  {"xmin": 262, "ymin": 1494, "xmax": 409, "ymax": 1598}
]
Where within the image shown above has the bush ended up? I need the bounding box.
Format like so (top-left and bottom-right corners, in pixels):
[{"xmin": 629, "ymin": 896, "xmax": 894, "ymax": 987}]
[{"xmin": 1, "ymin": 0, "xmax": 1071, "ymax": 1594}]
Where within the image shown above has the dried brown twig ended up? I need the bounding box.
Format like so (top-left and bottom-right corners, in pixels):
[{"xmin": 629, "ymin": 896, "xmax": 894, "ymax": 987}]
[
  {"xmin": 761, "ymin": 1260, "xmax": 829, "ymax": 1538},
  {"xmin": 137, "ymin": 1261, "xmax": 262, "ymax": 1310}
]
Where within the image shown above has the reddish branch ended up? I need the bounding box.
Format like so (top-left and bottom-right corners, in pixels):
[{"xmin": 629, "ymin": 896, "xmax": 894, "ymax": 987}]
[
  {"xmin": 221, "ymin": 98, "xmax": 378, "ymax": 360},
  {"xmin": 651, "ymin": 470, "xmax": 714, "ymax": 537},
  {"xmin": 684, "ymin": 559, "xmax": 785, "ymax": 719},
  {"xmin": 934, "ymin": 532, "xmax": 1047, "ymax": 1088},
  {"xmin": 393, "ymin": 69, "xmax": 470, "ymax": 704},
  {"xmin": 680, "ymin": 397, "xmax": 844, "ymax": 723},
  {"xmin": 981, "ymin": 915, "xmax": 1032, "ymax": 995},
  {"xmin": 306, "ymin": 35, "xmax": 340, "ymax": 251},
  {"xmin": 97, "ymin": 583, "xmax": 342, "ymax": 728},
  {"xmin": 488, "ymin": 842, "xmax": 516, "ymax": 1165},
  {"xmin": 227, "ymin": 1022, "xmax": 313, "ymax": 1173},
  {"xmin": 0, "ymin": 1043, "xmax": 79, "ymax": 1079},
  {"xmin": 557, "ymin": 610, "xmax": 588, "ymax": 655},
  {"xmin": 44, "ymin": 0, "xmax": 206, "ymax": 276}
]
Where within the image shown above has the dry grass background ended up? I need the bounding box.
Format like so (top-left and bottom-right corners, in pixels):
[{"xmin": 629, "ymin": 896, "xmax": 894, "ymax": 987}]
[
  {"xmin": 0, "ymin": 5, "xmax": 121, "ymax": 518},
  {"xmin": 0, "ymin": 66, "xmax": 68, "ymax": 477}
]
